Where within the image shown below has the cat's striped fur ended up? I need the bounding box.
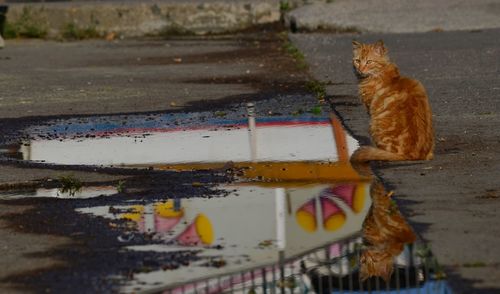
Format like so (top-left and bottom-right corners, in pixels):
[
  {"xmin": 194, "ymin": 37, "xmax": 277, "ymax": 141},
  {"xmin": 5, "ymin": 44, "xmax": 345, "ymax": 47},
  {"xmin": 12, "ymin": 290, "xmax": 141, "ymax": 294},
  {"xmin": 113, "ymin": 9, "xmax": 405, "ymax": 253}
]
[
  {"xmin": 360, "ymin": 181, "xmax": 416, "ymax": 282},
  {"xmin": 351, "ymin": 40, "xmax": 434, "ymax": 162}
]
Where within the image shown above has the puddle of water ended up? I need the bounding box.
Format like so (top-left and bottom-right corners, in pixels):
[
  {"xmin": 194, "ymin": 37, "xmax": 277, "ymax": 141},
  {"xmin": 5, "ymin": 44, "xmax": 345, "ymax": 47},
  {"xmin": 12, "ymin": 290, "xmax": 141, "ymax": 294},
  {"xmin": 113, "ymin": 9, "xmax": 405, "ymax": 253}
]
[
  {"xmin": 13, "ymin": 115, "xmax": 358, "ymax": 167},
  {"xmin": 77, "ymin": 181, "xmax": 372, "ymax": 292},
  {"xmin": 2, "ymin": 98, "xmax": 451, "ymax": 293},
  {"xmin": 2, "ymin": 98, "xmax": 357, "ymax": 169},
  {"xmin": 76, "ymin": 179, "xmax": 450, "ymax": 294}
]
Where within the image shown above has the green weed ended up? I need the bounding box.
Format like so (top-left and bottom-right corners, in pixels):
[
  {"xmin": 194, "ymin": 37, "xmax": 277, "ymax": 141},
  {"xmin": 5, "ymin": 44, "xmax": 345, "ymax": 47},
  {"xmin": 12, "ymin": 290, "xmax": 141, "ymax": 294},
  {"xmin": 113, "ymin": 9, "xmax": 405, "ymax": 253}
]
[
  {"xmin": 62, "ymin": 23, "xmax": 100, "ymax": 40},
  {"xmin": 4, "ymin": 7, "xmax": 47, "ymax": 39},
  {"xmin": 116, "ymin": 180, "xmax": 126, "ymax": 193},
  {"xmin": 310, "ymin": 105, "xmax": 322, "ymax": 115},
  {"xmin": 58, "ymin": 175, "xmax": 83, "ymax": 197},
  {"xmin": 159, "ymin": 24, "xmax": 195, "ymax": 37},
  {"xmin": 283, "ymin": 41, "xmax": 308, "ymax": 70},
  {"xmin": 305, "ymin": 80, "xmax": 327, "ymax": 100},
  {"xmin": 280, "ymin": 1, "xmax": 290, "ymax": 12}
]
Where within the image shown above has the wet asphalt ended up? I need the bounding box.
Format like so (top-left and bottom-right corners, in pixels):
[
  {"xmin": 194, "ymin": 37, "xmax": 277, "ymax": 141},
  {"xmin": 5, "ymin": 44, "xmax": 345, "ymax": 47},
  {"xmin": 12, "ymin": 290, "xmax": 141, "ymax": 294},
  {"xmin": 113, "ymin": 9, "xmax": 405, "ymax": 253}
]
[
  {"xmin": 0, "ymin": 94, "xmax": 332, "ymax": 293},
  {"xmin": 291, "ymin": 28, "xmax": 500, "ymax": 293},
  {"xmin": 0, "ymin": 26, "xmax": 498, "ymax": 293},
  {"xmin": 0, "ymin": 31, "xmax": 316, "ymax": 293},
  {"xmin": 0, "ymin": 31, "xmax": 308, "ymax": 188}
]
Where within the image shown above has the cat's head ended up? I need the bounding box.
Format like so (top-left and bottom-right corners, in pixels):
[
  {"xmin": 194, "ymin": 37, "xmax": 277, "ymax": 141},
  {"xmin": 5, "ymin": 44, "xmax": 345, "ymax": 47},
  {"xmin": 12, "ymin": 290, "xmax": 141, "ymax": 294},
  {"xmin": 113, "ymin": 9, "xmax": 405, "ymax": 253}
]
[
  {"xmin": 368, "ymin": 181, "xmax": 418, "ymax": 244},
  {"xmin": 359, "ymin": 248, "xmax": 394, "ymax": 282},
  {"xmin": 352, "ymin": 40, "xmax": 389, "ymax": 78}
]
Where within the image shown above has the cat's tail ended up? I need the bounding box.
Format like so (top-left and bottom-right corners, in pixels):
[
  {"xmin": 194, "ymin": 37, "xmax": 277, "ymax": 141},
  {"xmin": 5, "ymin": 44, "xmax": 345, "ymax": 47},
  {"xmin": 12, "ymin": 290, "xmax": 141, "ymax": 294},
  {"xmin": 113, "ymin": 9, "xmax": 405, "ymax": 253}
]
[{"xmin": 351, "ymin": 146, "xmax": 405, "ymax": 162}]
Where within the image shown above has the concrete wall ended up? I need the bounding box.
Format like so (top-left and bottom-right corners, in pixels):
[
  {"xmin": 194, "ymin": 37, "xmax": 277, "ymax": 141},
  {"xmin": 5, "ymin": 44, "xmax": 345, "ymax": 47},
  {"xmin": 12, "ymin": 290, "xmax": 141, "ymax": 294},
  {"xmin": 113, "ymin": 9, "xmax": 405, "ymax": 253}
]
[{"xmin": 5, "ymin": 0, "xmax": 281, "ymax": 38}]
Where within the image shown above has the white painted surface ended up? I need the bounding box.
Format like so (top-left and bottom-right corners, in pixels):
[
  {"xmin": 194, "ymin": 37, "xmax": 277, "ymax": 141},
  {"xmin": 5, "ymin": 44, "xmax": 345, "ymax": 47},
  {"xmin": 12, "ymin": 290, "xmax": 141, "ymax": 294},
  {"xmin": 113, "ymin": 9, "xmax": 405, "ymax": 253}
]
[
  {"xmin": 22, "ymin": 124, "xmax": 359, "ymax": 165},
  {"xmin": 76, "ymin": 182, "xmax": 372, "ymax": 293}
]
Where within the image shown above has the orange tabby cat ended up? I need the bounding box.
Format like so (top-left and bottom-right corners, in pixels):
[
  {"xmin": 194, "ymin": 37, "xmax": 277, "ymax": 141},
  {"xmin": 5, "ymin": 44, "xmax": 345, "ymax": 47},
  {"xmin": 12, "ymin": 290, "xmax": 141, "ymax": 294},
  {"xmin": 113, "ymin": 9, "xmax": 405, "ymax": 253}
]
[
  {"xmin": 360, "ymin": 181, "xmax": 416, "ymax": 282},
  {"xmin": 351, "ymin": 40, "xmax": 434, "ymax": 162}
]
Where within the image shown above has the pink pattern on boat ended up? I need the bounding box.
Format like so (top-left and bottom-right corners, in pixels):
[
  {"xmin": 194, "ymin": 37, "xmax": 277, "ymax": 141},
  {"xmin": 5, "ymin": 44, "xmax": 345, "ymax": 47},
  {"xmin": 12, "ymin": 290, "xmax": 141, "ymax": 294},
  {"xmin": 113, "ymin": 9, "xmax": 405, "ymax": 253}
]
[
  {"xmin": 297, "ymin": 198, "xmax": 316, "ymax": 215},
  {"xmin": 330, "ymin": 184, "xmax": 355, "ymax": 208},
  {"xmin": 155, "ymin": 215, "xmax": 182, "ymax": 233},
  {"xmin": 320, "ymin": 196, "xmax": 341, "ymax": 220}
]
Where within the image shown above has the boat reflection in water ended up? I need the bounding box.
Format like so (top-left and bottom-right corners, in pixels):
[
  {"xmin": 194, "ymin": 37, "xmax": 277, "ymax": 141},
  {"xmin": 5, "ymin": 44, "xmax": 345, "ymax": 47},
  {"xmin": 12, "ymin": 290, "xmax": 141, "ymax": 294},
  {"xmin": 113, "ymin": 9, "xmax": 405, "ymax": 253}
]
[
  {"xmin": 11, "ymin": 102, "xmax": 449, "ymax": 293},
  {"xmin": 79, "ymin": 178, "xmax": 371, "ymax": 293},
  {"xmin": 70, "ymin": 109, "xmax": 376, "ymax": 292}
]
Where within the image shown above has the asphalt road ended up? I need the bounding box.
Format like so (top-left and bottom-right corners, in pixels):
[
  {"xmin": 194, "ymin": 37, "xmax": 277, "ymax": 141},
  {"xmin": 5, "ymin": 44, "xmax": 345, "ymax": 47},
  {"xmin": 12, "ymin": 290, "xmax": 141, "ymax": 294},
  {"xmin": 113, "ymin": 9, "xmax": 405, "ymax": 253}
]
[
  {"xmin": 0, "ymin": 36, "xmax": 285, "ymax": 118},
  {"xmin": 1, "ymin": 21, "xmax": 499, "ymax": 293},
  {"xmin": 291, "ymin": 29, "xmax": 500, "ymax": 294},
  {"xmin": 0, "ymin": 32, "xmax": 310, "ymax": 293},
  {"xmin": 287, "ymin": 0, "xmax": 500, "ymax": 33},
  {"xmin": 0, "ymin": 32, "xmax": 309, "ymax": 184}
]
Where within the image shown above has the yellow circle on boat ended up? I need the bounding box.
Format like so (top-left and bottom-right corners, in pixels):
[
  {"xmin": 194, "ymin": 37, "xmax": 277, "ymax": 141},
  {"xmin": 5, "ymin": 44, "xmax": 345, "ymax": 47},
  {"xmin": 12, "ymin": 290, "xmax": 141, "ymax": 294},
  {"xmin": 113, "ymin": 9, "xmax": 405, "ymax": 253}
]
[
  {"xmin": 353, "ymin": 184, "xmax": 367, "ymax": 213},
  {"xmin": 155, "ymin": 200, "xmax": 184, "ymax": 218},
  {"xmin": 121, "ymin": 205, "xmax": 144, "ymax": 221},
  {"xmin": 195, "ymin": 213, "xmax": 214, "ymax": 245},
  {"xmin": 296, "ymin": 210, "xmax": 317, "ymax": 233},
  {"xmin": 323, "ymin": 213, "xmax": 346, "ymax": 231}
]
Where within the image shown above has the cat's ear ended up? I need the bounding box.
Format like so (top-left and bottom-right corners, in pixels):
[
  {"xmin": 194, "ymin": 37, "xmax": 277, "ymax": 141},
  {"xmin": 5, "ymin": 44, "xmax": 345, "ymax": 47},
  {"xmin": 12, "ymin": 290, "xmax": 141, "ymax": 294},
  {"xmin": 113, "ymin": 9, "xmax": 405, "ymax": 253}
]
[
  {"xmin": 352, "ymin": 40, "xmax": 362, "ymax": 50},
  {"xmin": 374, "ymin": 40, "xmax": 388, "ymax": 55}
]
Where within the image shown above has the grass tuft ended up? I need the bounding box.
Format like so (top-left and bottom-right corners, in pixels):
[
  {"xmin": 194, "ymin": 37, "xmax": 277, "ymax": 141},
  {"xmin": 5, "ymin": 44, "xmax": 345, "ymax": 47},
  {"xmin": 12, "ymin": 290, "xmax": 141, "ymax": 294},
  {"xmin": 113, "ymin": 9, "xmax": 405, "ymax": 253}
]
[
  {"xmin": 62, "ymin": 23, "xmax": 100, "ymax": 40},
  {"xmin": 58, "ymin": 175, "xmax": 83, "ymax": 197},
  {"xmin": 283, "ymin": 41, "xmax": 307, "ymax": 70},
  {"xmin": 310, "ymin": 105, "xmax": 322, "ymax": 115},
  {"xmin": 4, "ymin": 7, "xmax": 47, "ymax": 39},
  {"xmin": 158, "ymin": 23, "xmax": 195, "ymax": 37},
  {"xmin": 116, "ymin": 180, "xmax": 126, "ymax": 193},
  {"xmin": 280, "ymin": 1, "xmax": 290, "ymax": 12},
  {"xmin": 305, "ymin": 80, "xmax": 327, "ymax": 100}
]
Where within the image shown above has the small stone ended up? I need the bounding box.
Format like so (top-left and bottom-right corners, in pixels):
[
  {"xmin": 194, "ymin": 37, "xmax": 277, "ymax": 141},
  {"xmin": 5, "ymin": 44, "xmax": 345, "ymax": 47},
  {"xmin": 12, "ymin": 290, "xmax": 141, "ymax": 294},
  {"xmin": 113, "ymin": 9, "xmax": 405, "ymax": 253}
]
[{"xmin": 105, "ymin": 32, "xmax": 116, "ymax": 41}]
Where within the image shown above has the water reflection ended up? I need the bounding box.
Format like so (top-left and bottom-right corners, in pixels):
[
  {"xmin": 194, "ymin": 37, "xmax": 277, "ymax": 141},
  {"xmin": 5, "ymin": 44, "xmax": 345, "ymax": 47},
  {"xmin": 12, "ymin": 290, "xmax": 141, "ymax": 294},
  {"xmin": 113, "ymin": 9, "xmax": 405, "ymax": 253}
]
[
  {"xmin": 301, "ymin": 164, "xmax": 450, "ymax": 294},
  {"xmin": 74, "ymin": 176, "xmax": 450, "ymax": 293},
  {"xmin": 2, "ymin": 101, "xmax": 450, "ymax": 293},
  {"xmin": 77, "ymin": 180, "xmax": 372, "ymax": 292},
  {"xmin": 12, "ymin": 113, "xmax": 359, "ymax": 167},
  {"xmin": 360, "ymin": 180, "xmax": 416, "ymax": 282}
]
